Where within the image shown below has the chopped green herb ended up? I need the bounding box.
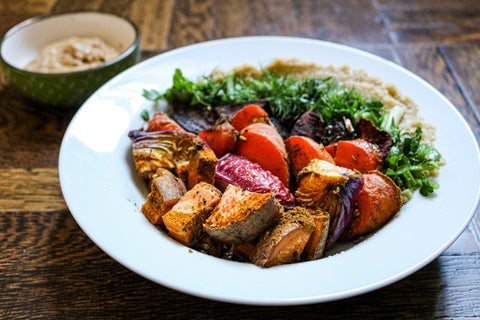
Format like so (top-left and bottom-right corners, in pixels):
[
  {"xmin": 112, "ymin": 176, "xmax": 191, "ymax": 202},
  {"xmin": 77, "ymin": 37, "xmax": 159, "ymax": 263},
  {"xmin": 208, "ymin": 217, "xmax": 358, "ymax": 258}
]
[
  {"xmin": 144, "ymin": 68, "xmax": 385, "ymax": 126},
  {"xmin": 384, "ymin": 126, "xmax": 441, "ymax": 196},
  {"xmin": 140, "ymin": 109, "xmax": 150, "ymax": 122}
]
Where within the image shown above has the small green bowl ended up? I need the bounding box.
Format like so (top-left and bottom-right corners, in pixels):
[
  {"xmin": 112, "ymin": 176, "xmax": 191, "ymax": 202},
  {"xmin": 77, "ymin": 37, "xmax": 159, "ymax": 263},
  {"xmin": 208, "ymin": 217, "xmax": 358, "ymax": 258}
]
[{"xmin": 0, "ymin": 11, "xmax": 141, "ymax": 108}]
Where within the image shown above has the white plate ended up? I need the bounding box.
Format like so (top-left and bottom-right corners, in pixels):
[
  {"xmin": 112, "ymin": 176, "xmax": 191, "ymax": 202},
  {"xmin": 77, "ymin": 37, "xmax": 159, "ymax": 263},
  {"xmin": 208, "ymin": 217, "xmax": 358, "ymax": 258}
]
[{"xmin": 59, "ymin": 36, "xmax": 480, "ymax": 305}]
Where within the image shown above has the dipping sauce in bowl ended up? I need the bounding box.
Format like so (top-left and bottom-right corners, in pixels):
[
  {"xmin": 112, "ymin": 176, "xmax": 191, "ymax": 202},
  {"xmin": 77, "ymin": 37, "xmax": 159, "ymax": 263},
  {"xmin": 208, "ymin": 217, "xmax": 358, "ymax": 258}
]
[
  {"xmin": 25, "ymin": 36, "xmax": 121, "ymax": 73},
  {"xmin": 0, "ymin": 11, "xmax": 140, "ymax": 107}
]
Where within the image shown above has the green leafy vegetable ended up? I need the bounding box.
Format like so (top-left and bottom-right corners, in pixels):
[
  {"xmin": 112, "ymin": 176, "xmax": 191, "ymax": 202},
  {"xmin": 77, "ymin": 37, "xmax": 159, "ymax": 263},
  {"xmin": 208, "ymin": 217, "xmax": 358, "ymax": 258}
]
[
  {"xmin": 384, "ymin": 126, "xmax": 441, "ymax": 196},
  {"xmin": 144, "ymin": 69, "xmax": 385, "ymax": 126}
]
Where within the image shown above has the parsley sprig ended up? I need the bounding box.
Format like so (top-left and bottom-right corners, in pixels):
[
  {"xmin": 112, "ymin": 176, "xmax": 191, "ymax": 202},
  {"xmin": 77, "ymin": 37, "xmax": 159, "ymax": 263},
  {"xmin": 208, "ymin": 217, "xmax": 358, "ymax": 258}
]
[{"xmin": 384, "ymin": 126, "xmax": 441, "ymax": 196}]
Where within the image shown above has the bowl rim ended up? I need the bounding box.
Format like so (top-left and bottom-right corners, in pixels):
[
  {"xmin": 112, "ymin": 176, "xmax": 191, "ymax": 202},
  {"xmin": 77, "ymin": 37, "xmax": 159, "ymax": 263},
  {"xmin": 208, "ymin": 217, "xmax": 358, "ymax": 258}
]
[{"xmin": 0, "ymin": 10, "xmax": 141, "ymax": 77}]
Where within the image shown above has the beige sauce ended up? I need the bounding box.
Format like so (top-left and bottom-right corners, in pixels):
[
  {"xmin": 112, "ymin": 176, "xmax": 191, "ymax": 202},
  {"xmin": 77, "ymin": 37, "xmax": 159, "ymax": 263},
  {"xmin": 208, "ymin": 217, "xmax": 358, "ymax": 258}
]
[{"xmin": 25, "ymin": 36, "xmax": 120, "ymax": 73}]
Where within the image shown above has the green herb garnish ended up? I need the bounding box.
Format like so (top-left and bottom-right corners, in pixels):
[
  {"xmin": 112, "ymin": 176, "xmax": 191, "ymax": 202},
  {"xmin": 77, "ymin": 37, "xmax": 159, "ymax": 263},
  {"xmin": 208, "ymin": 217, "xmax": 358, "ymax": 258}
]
[
  {"xmin": 144, "ymin": 69, "xmax": 385, "ymax": 126},
  {"xmin": 384, "ymin": 126, "xmax": 441, "ymax": 196},
  {"xmin": 140, "ymin": 109, "xmax": 150, "ymax": 122}
]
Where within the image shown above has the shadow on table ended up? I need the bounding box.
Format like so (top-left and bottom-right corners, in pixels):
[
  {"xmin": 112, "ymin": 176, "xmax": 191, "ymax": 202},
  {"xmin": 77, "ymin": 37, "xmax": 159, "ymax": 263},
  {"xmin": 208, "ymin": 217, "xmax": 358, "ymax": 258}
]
[{"xmin": 39, "ymin": 213, "xmax": 441, "ymax": 319}]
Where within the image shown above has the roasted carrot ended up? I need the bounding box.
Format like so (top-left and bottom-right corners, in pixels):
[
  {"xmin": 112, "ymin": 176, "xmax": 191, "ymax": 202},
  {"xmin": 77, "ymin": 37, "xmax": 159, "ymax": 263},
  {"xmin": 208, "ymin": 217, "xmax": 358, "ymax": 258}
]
[
  {"xmin": 326, "ymin": 138, "xmax": 382, "ymax": 172},
  {"xmin": 285, "ymin": 135, "xmax": 335, "ymax": 178},
  {"xmin": 162, "ymin": 182, "xmax": 222, "ymax": 246},
  {"xmin": 341, "ymin": 171, "xmax": 402, "ymax": 240},
  {"xmin": 236, "ymin": 123, "xmax": 290, "ymax": 186},
  {"xmin": 230, "ymin": 104, "xmax": 271, "ymax": 131},
  {"xmin": 198, "ymin": 120, "xmax": 238, "ymax": 157},
  {"xmin": 147, "ymin": 112, "xmax": 185, "ymax": 132}
]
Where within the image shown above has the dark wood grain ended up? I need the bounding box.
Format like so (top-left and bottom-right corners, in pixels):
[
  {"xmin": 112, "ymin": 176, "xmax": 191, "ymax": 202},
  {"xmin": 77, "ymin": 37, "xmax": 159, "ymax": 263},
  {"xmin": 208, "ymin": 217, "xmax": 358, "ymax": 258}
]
[
  {"xmin": 1, "ymin": 0, "xmax": 480, "ymax": 318},
  {"xmin": 376, "ymin": 0, "xmax": 480, "ymax": 44},
  {"xmin": 0, "ymin": 86, "xmax": 76, "ymax": 168},
  {"xmin": 1, "ymin": 212, "xmax": 479, "ymax": 319},
  {"xmin": 442, "ymin": 41, "xmax": 480, "ymax": 128}
]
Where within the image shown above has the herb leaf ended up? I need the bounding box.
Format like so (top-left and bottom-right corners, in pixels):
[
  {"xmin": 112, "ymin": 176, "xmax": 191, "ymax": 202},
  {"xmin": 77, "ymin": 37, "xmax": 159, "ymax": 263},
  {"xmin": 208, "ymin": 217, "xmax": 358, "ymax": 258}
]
[
  {"xmin": 140, "ymin": 109, "xmax": 150, "ymax": 122},
  {"xmin": 384, "ymin": 126, "xmax": 441, "ymax": 196},
  {"xmin": 146, "ymin": 68, "xmax": 385, "ymax": 126}
]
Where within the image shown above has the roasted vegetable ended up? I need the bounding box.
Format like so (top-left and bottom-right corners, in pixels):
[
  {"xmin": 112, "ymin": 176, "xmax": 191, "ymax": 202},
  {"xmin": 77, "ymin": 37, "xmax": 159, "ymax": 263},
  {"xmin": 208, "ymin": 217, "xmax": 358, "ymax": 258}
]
[
  {"xmin": 215, "ymin": 99, "xmax": 271, "ymax": 122},
  {"xmin": 204, "ymin": 184, "xmax": 282, "ymax": 244},
  {"xmin": 186, "ymin": 143, "xmax": 217, "ymax": 189},
  {"xmin": 231, "ymin": 242, "xmax": 256, "ymax": 262},
  {"xmin": 326, "ymin": 138, "xmax": 383, "ymax": 172},
  {"xmin": 357, "ymin": 117, "xmax": 392, "ymax": 156},
  {"xmin": 231, "ymin": 104, "xmax": 271, "ymax": 131},
  {"xmin": 236, "ymin": 123, "xmax": 290, "ymax": 186},
  {"xmin": 215, "ymin": 153, "xmax": 295, "ymax": 209},
  {"xmin": 198, "ymin": 120, "xmax": 238, "ymax": 157},
  {"xmin": 290, "ymin": 109, "xmax": 324, "ymax": 141},
  {"xmin": 341, "ymin": 171, "xmax": 402, "ymax": 240},
  {"xmin": 285, "ymin": 135, "xmax": 335, "ymax": 178},
  {"xmin": 128, "ymin": 130, "xmax": 217, "ymax": 187},
  {"xmin": 303, "ymin": 210, "xmax": 330, "ymax": 260},
  {"xmin": 141, "ymin": 168, "xmax": 187, "ymax": 225},
  {"xmin": 295, "ymin": 159, "xmax": 364, "ymax": 246},
  {"xmin": 251, "ymin": 206, "xmax": 315, "ymax": 267},
  {"xmin": 162, "ymin": 182, "xmax": 222, "ymax": 246},
  {"xmin": 316, "ymin": 119, "xmax": 356, "ymax": 147},
  {"xmin": 146, "ymin": 112, "xmax": 185, "ymax": 132},
  {"xmin": 168, "ymin": 101, "xmax": 216, "ymax": 134}
]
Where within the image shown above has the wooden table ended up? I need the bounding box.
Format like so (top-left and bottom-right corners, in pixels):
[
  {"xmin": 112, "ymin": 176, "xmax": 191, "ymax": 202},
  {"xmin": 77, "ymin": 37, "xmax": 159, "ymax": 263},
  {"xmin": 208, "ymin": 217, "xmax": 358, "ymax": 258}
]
[{"xmin": 1, "ymin": 0, "xmax": 479, "ymax": 318}]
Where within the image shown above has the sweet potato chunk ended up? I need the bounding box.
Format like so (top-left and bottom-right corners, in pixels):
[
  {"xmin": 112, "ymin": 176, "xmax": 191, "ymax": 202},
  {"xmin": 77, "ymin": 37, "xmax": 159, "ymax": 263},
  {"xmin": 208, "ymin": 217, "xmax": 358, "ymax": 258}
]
[
  {"xmin": 252, "ymin": 207, "xmax": 315, "ymax": 267},
  {"xmin": 141, "ymin": 168, "xmax": 187, "ymax": 225},
  {"xmin": 326, "ymin": 138, "xmax": 383, "ymax": 172},
  {"xmin": 303, "ymin": 210, "xmax": 330, "ymax": 260},
  {"xmin": 162, "ymin": 182, "xmax": 222, "ymax": 246},
  {"xmin": 186, "ymin": 144, "xmax": 217, "ymax": 189},
  {"xmin": 341, "ymin": 171, "xmax": 402, "ymax": 240},
  {"xmin": 204, "ymin": 184, "xmax": 282, "ymax": 244}
]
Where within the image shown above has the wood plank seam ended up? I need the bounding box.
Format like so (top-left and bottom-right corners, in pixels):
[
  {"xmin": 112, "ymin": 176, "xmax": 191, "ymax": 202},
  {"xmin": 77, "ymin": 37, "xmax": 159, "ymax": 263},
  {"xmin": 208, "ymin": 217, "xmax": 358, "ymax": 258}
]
[{"xmin": 438, "ymin": 45, "xmax": 480, "ymax": 127}]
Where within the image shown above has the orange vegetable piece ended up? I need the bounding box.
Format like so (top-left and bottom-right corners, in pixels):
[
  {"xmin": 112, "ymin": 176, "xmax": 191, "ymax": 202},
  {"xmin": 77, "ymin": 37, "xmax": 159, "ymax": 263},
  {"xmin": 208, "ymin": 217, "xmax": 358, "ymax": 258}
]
[
  {"xmin": 204, "ymin": 184, "xmax": 282, "ymax": 244},
  {"xmin": 162, "ymin": 182, "xmax": 222, "ymax": 246},
  {"xmin": 326, "ymin": 138, "xmax": 382, "ymax": 172},
  {"xmin": 236, "ymin": 123, "xmax": 290, "ymax": 186},
  {"xmin": 285, "ymin": 135, "xmax": 335, "ymax": 178},
  {"xmin": 231, "ymin": 104, "xmax": 271, "ymax": 131},
  {"xmin": 341, "ymin": 171, "xmax": 402, "ymax": 240},
  {"xmin": 147, "ymin": 112, "xmax": 185, "ymax": 132},
  {"xmin": 303, "ymin": 210, "xmax": 330, "ymax": 260},
  {"xmin": 141, "ymin": 168, "xmax": 187, "ymax": 225},
  {"xmin": 198, "ymin": 121, "xmax": 237, "ymax": 157},
  {"xmin": 251, "ymin": 206, "xmax": 315, "ymax": 267}
]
